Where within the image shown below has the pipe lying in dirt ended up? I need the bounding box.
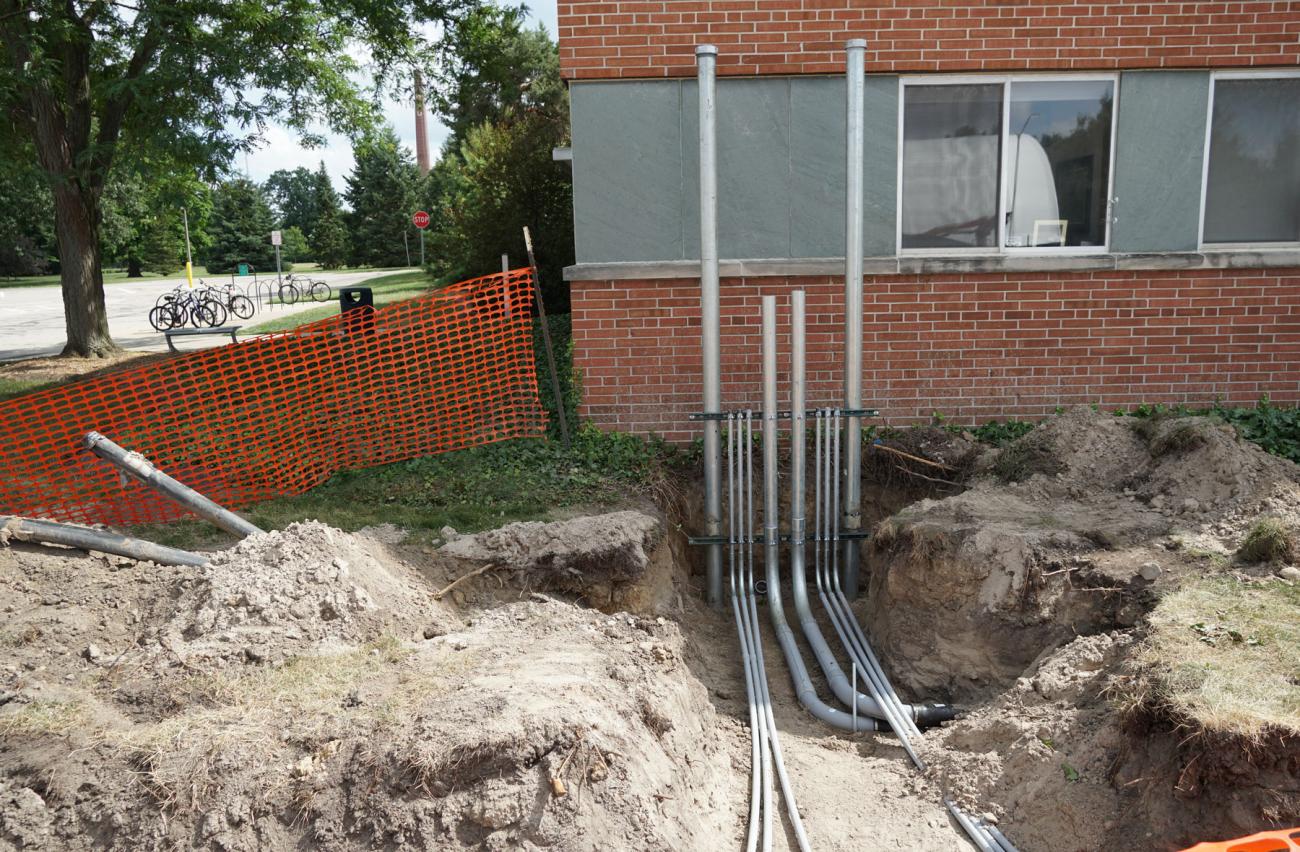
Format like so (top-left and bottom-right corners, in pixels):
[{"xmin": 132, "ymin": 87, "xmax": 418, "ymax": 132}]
[
  {"xmin": 83, "ymin": 431, "xmax": 262, "ymax": 538},
  {"xmin": 761, "ymin": 295, "xmax": 876, "ymax": 735},
  {"xmin": 0, "ymin": 515, "xmax": 209, "ymax": 567}
]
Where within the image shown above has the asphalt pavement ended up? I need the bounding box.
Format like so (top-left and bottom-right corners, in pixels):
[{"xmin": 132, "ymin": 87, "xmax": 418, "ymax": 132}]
[{"xmin": 0, "ymin": 269, "xmax": 399, "ymax": 361}]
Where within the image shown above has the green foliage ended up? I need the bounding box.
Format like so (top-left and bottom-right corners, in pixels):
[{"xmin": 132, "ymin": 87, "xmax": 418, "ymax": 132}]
[
  {"xmin": 205, "ymin": 179, "xmax": 283, "ymax": 275},
  {"xmin": 968, "ymin": 419, "xmax": 1035, "ymax": 446},
  {"xmin": 1116, "ymin": 396, "xmax": 1300, "ymax": 465},
  {"xmin": 101, "ymin": 172, "xmax": 210, "ymax": 276},
  {"xmin": 310, "ymin": 164, "xmax": 350, "ymax": 269},
  {"xmin": 423, "ymin": 21, "xmax": 572, "ymax": 308},
  {"xmin": 345, "ymin": 129, "xmax": 418, "ymax": 268},
  {"xmin": 0, "ymin": 159, "xmax": 55, "ymax": 277},
  {"xmin": 264, "ymin": 167, "xmax": 322, "ymax": 237},
  {"xmin": 278, "ymin": 226, "xmax": 312, "ymax": 264}
]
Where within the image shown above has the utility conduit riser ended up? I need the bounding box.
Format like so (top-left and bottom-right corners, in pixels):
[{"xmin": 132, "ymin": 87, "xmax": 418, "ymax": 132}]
[
  {"xmin": 697, "ymin": 44, "xmax": 724, "ymax": 609},
  {"xmin": 841, "ymin": 37, "xmax": 866, "ymax": 599},
  {"xmin": 761, "ymin": 295, "xmax": 875, "ymax": 734}
]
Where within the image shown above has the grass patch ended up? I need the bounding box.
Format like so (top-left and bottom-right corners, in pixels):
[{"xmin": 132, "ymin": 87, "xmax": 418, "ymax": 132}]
[
  {"xmin": 1141, "ymin": 576, "xmax": 1300, "ymax": 736},
  {"xmin": 1237, "ymin": 517, "xmax": 1295, "ymax": 564},
  {"xmin": 244, "ymin": 270, "xmax": 438, "ymax": 335},
  {"xmin": 0, "ymin": 699, "xmax": 91, "ymax": 736},
  {"xmin": 0, "ymin": 376, "xmax": 52, "ymax": 402}
]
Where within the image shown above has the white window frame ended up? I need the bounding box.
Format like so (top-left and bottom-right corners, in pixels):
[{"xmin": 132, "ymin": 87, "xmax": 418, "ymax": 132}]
[
  {"xmin": 1198, "ymin": 68, "xmax": 1300, "ymax": 252},
  {"xmin": 896, "ymin": 73, "xmax": 1120, "ymax": 257}
]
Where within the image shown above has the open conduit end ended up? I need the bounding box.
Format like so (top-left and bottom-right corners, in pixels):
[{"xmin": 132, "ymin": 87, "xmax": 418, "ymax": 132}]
[{"xmin": 916, "ymin": 703, "xmax": 960, "ymax": 727}]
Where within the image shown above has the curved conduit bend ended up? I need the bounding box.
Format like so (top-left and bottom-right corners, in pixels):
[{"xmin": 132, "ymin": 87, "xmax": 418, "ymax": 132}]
[{"xmin": 760, "ymin": 296, "xmax": 877, "ymax": 736}]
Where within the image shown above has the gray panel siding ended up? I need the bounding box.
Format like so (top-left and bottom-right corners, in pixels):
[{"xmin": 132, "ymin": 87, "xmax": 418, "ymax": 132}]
[
  {"xmin": 790, "ymin": 77, "xmax": 848, "ymax": 258},
  {"xmin": 1111, "ymin": 71, "xmax": 1211, "ymax": 253},
  {"xmin": 862, "ymin": 77, "xmax": 899, "ymax": 257},
  {"xmin": 570, "ymin": 81, "xmax": 684, "ymax": 264}
]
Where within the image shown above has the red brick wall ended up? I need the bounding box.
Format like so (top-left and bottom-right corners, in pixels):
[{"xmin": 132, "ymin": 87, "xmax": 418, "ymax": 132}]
[
  {"xmin": 559, "ymin": 1, "xmax": 1300, "ymax": 79},
  {"xmin": 571, "ymin": 269, "xmax": 1300, "ymax": 440}
]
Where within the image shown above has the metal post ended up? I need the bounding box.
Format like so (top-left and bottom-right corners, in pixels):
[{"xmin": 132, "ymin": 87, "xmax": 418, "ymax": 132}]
[
  {"xmin": 275, "ymin": 243, "xmax": 283, "ymax": 289},
  {"xmin": 404, "ymin": 231, "xmax": 411, "ymax": 267},
  {"xmin": 501, "ymin": 254, "xmax": 510, "ymax": 273},
  {"xmin": 698, "ymin": 43, "xmax": 723, "ymax": 609},
  {"xmin": 419, "ymin": 228, "xmax": 425, "ymax": 268},
  {"xmin": 83, "ymin": 432, "xmax": 263, "ymax": 538},
  {"xmin": 842, "ymin": 38, "xmax": 867, "ymax": 598},
  {"xmin": 523, "ymin": 226, "xmax": 571, "ymax": 448}
]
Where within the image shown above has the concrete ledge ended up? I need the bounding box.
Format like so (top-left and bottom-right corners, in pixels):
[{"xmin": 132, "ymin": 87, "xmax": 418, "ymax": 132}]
[{"xmin": 564, "ymin": 250, "xmax": 1300, "ymax": 281}]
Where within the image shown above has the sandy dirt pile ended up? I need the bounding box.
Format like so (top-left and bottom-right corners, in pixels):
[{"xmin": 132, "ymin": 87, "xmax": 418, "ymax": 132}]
[
  {"xmin": 866, "ymin": 408, "xmax": 1300, "ymax": 701},
  {"xmin": 441, "ymin": 510, "xmax": 683, "ymax": 613},
  {"xmin": 163, "ymin": 521, "xmax": 442, "ymax": 665}
]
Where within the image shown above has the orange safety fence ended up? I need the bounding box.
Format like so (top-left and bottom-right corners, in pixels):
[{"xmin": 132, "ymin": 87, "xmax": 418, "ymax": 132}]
[
  {"xmin": 0, "ymin": 269, "xmax": 547, "ymax": 528},
  {"xmin": 1181, "ymin": 829, "xmax": 1300, "ymax": 852}
]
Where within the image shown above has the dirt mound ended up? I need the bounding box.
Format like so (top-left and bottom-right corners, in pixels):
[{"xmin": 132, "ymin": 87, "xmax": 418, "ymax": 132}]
[
  {"xmin": 164, "ymin": 521, "xmax": 442, "ymax": 664},
  {"xmin": 866, "ymin": 408, "xmax": 1300, "ymax": 702},
  {"xmin": 440, "ymin": 510, "xmax": 683, "ymax": 613}
]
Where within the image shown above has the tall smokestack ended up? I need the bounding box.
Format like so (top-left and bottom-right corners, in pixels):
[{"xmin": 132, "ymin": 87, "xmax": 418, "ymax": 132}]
[{"xmin": 414, "ymin": 70, "xmax": 430, "ymax": 176}]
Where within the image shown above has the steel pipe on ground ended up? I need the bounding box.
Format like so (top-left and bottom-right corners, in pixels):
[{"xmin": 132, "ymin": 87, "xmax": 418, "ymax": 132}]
[
  {"xmin": 83, "ymin": 431, "xmax": 262, "ymax": 539},
  {"xmin": 1, "ymin": 516, "xmax": 208, "ymax": 567}
]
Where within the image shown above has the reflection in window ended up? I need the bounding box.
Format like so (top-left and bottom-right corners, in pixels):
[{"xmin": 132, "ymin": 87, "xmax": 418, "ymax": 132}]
[
  {"xmin": 1203, "ymin": 78, "xmax": 1300, "ymax": 244},
  {"xmin": 1005, "ymin": 80, "xmax": 1113, "ymax": 248},
  {"xmin": 901, "ymin": 84, "xmax": 1002, "ymax": 249}
]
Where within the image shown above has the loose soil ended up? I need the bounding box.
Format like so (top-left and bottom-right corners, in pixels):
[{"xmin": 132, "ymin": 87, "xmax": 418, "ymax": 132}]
[{"xmin": 2, "ymin": 409, "xmax": 1299, "ymax": 850}]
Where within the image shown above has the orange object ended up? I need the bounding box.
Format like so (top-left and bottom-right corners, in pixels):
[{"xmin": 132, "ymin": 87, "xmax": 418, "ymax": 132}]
[
  {"xmin": 1181, "ymin": 828, "xmax": 1300, "ymax": 852},
  {"xmin": 0, "ymin": 269, "xmax": 546, "ymax": 527}
]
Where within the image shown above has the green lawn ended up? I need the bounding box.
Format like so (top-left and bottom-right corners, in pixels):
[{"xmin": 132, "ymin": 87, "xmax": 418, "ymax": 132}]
[
  {"xmin": 0, "ymin": 376, "xmax": 52, "ymax": 401},
  {"xmin": 244, "ymin": 270, "xmax": 439, "ymax": 334},
  {"xmin": 0, "ymin": 262, "xmax": 406, "ymax": 290}
]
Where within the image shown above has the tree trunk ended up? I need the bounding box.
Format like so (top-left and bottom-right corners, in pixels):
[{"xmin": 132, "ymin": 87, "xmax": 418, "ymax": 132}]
[
  {"xmin": 127, "ymin": 258, "xmax": 142, "ymax": 278},
  {"xmin": 51, "ymin": 183, "xmax": 118, "ymax": 358}
]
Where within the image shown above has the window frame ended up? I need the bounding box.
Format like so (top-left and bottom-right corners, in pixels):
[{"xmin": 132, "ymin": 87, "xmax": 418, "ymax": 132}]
[
  {"xmin": 895, "ymin": 73, "xmax": 1120, "ymax": 257},
  {"xmin": 1197, "ymin": 68, "xmax": 1300, "ymax": 252}
]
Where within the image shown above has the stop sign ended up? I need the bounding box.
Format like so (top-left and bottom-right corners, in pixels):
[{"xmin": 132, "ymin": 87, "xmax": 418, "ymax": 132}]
[{"xmin": 412, "ymin": 210, "xmax": 430, "ymax": 230}]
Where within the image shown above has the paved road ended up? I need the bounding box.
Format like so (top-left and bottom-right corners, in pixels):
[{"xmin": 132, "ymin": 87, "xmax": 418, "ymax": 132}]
[{"xmin": 0, "ymin": 269, "xmax": 400, "ymax": 361}]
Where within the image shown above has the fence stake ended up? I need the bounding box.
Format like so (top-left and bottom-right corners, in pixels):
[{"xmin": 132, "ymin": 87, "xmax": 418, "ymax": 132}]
[{"xmin": 522, "ymin": 226, "xmax": 571, "ymax": 447}]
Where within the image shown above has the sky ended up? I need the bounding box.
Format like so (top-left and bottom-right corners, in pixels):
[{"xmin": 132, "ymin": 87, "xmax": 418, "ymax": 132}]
[{"xmin": 240, "ymin": 1, "xmax": 557, "ymax": 186}]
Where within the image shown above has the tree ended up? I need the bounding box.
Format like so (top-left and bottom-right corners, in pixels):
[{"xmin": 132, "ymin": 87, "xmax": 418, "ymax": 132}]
[
  {"xmin": 0, "ymin": 1, "xmax": 489, "ymax": 357},
  {"xmin": 279, "ymin": 226, "xmax": 311, "ymax": 263},
  {"xmin": 205, "ymin": 179, "xmax": 281, "ymax": 275},
  {"xmin": 345, "ymin": 128, "xmax": 417, "ymax": 268},
  {"xmin": 424, "ymin": 24, "xmax": 573, "ymax": 309},
  {"xmin": 265, "ymin": 167, "xmax": 321, "ymax": 237},
  {"xmin": 310, "ymin": 164, "xmax": 349, "ymax": 269},
  {"xmin": 0, "ymin": 160, "xmax": 55, "ymax": 277},
  {"xmin": 101, "ymin": 173, "xmax": 210, "ymax": 276}
]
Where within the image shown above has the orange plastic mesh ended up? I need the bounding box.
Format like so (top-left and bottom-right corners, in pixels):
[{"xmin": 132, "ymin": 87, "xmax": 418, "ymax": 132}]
[
  {"xmin": 1181, "ymin": 829, "xmax": 1300, "ymax": 852},
  {"xmin": 0, "ymin": 269, "xmax": 546, "ymax": 527}
]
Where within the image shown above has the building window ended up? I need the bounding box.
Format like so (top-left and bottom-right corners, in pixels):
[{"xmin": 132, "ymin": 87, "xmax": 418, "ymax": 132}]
[
  {"xmin": 1202, "ymin": 74, "xmax": 1300, "ymax": 246},
  {"xmin": 899, "ymin": 77, "xmax": 1115, "ymax": 254}
]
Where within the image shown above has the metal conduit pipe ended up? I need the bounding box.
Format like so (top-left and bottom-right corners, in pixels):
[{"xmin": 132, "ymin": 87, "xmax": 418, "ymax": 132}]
[
  {"xmin": 83, "ymin": 432, "xmax": 262, "ymax": 539},
  {"xmin": 742, "ymin": 410, "xmax": 811, "ymax": 852},
  {"xmin": 761, "ymin": 295, "xmax": 877, "ymax": 734},
  {"xmin": 726, "ymin": 413, "xmax": 763, "ymax": 852},
  {"xmin": 787, "ymin": 293, "xmax": 898, "ymax": 725},
  {"xmin": 1, "ymin": 515, "xmax": 209, "ymax": 567},
  {"xmin": 697, "ymin": 44, "xmax": 724, "ymax": 609},
  {"xmin": 841, "ymin": 37, "xmax": 867, "ymax": 599}
]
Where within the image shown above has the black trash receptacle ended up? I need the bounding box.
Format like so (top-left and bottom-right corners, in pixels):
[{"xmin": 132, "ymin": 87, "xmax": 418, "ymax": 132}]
[{"xmin": 339, "ymin": 287, "xmax": 375, "ymax": 336}]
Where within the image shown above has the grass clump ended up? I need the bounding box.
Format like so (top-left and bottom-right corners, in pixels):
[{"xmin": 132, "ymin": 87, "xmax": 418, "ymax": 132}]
[
  {"xmin": 0, "ymin": 699, "xmax": 91, "ymax": 737},
  {"xmin": 1141, "ymin": 576, "xmax": 1300, "ymax": 737},
  {"xmin": 992, "ymin": 438, "xmax": 1061, "ymax": 483},
  {"xmin": 1237, "ymin": 517, "xmax": 1295, "ymax": 564}
]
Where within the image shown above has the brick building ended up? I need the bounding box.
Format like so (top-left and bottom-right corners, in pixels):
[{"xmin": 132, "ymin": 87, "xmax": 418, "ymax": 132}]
[{"xmin": 558, "ymin": 2, "xmax": 1300, "ymax": 440}]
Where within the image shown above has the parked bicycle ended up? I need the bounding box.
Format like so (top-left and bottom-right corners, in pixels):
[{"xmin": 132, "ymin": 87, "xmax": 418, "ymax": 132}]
[
  {"xmin": 148, "ymin": 282, "xmax": 232, "ymax": 331},
  {"xmin": 276, "ymin": 273, "xmax": 331, "ymax": 305}
]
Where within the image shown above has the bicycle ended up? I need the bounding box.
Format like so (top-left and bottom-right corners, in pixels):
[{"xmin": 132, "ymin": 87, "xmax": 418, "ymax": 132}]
[
  {"xmin": 277, "ymin": 273, "xmax": 332, "ymax": 305},
  {"xmin": 149, "ymin": 283, "xmax": 228, "ymax": 330}
]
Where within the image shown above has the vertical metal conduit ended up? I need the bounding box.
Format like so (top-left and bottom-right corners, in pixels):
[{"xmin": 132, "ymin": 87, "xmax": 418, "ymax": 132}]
[
  {"xmin": 698, "ymin": 44, "xmax": 724, "ymax": 609},
  {"xmin": 841, "ymin": 38, "xmax": 867, "ymax": 598}
]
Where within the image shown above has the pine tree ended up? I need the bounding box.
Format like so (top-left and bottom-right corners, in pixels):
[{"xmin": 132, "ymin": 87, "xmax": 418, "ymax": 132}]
[
  {"xmin": 345, "ymin": 129, "xmax": 417, "ymax": 268},
  {"xmin": 310, "ymin": 164, "xmax": 350, "ymax": 269},
  {"xmin": 205, "ymin": 179, "xmax": 280, "ymax": 275}
]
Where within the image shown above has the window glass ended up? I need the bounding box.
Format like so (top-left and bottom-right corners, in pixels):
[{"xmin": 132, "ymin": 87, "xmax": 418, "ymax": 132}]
[
  {"xmin": 901, "ymin": 84, "xmax": 1002, "ymax": 250},
  {"xmin": 1005, "ymin": 80, "xmax": 1113, "ymax": 248},
  {"xmin": 1203, "ymin": 78, "xmax": 1300, "ymax": 244}
]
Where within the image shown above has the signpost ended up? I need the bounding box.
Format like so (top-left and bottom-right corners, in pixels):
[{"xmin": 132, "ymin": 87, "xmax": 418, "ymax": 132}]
[
  {"xmin": 271, "ymin": 229, "xmax": 282, "ymax": 288},
  {"xmin": 412, "ymin": 210, "xmax": 429, "ymax": 268}
]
